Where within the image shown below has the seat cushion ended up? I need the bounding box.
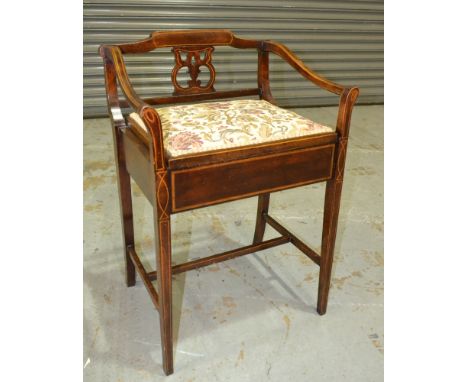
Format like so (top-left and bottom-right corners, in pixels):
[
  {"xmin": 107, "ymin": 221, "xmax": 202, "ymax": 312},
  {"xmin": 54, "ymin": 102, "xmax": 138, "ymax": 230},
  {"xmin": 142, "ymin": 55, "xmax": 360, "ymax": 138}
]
[{"xmin": 130, "ymin": 99, "xmax": 334, "ymax": 157}]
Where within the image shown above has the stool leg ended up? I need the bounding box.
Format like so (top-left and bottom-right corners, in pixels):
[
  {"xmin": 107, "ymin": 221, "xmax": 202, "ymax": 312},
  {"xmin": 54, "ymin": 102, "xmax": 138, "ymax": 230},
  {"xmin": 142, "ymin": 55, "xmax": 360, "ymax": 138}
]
[
  {"xmin": 155, "ymin": 216, "xmax": 173, "ymax": 375},
  {"xmin": 153, "ymin": 170, "xmax": 173, "ymax": 375},
  {"xmin": 114, "ymin": 129, "xmax": 136, "ymax": 287},
  {"xmin": 317, "ymin": 178, "xmax": 344, "ymax": 315},
  {"xmin": 253, "ymin": 193, "xmax": 270, "ymax": 244},
  {"xmin": 317, "ymin": 88, "xmax": 357, "ymax": 315}
]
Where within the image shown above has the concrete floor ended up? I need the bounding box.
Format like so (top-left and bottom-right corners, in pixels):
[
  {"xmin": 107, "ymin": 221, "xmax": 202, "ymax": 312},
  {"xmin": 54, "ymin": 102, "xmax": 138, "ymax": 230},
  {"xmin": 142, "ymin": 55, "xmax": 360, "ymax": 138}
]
[{"xmin": 84, "ymin": 105, "xmax": 383, "ymax": 381}]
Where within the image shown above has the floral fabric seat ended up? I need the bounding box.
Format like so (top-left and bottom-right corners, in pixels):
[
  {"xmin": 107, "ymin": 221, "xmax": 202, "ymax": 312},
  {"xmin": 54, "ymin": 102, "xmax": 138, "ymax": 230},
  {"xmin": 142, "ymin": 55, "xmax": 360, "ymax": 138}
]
[{"xmin": 130, "ymin": 99, "xmax": 334, "ymax": 158}]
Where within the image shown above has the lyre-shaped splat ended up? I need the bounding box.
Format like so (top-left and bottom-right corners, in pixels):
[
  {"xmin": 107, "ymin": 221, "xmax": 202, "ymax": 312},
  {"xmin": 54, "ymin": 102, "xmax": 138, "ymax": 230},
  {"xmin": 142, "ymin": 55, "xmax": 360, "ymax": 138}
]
[{"xmin": 171, "ymin": 46, "xmax": 216, "ymax": 95}]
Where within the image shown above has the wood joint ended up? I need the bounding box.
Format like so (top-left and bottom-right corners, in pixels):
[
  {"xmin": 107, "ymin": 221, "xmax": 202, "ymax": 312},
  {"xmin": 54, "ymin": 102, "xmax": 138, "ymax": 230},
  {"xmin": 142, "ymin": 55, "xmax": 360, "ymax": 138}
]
[{"xmin": 127, "ymin": 246, "xmax": 160, "ymax": 310}]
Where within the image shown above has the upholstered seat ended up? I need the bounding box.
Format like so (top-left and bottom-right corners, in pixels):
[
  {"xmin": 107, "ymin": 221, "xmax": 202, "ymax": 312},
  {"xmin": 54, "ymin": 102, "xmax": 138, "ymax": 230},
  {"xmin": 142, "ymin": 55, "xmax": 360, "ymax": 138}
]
[{"xmin": 130, "ymin": 99, "xmax": 333, "ymax": 157}]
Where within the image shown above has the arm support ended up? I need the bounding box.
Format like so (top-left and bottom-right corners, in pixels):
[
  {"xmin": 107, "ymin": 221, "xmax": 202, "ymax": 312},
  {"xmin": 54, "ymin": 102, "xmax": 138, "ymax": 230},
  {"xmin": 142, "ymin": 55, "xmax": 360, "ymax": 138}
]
[
  {"xmin": 262, "ymin": 41, "xmax": 345, "ymax": 95},
  {"xmin": 99, "ymin": 45, "xmax": 167, "ymax": 170},
  {"xmin": 100, "ymin": 48, "xmax": 126, "ymax": 131},
  {"xmin": 262, "ymin": 41, "xmax": 359, "ymax": 137}
]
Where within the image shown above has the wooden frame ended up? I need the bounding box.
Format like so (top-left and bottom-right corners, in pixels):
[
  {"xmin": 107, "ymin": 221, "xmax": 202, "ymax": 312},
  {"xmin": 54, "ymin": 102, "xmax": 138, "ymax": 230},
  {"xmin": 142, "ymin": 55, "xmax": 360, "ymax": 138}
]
[{"xmin": 99, "ymin": 29, "xmax": 359, "ymax": 375}]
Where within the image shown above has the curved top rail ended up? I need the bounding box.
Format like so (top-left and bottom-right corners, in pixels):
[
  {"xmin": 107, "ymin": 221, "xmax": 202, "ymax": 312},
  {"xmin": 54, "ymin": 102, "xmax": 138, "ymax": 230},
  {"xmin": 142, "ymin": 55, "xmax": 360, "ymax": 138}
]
[
  {"xmin": 117, "ymin": 29, "xmax": 239, "ymax": 54},
  {"xmin": 113, "ymin": 29, "xmax": 348, "ymax": 96}
]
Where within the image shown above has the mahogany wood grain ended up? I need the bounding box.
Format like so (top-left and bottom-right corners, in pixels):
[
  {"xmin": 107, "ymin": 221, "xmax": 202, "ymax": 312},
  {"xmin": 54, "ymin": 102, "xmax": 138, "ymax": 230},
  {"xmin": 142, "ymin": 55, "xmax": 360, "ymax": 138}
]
[
  {"xmin": 257, "ymin": 44, "xmax": 275, "ymax": 104},
  {"xmin": 121, "ymin": 129, "xmax": 153, "ymax": 202},
  {"xmin": 150, "ymin": 145, "xmax": 174, "ymax": 374},
  {"xmin": 171, "ymin": 46, "xmax": 216, "ymax": 95},
  {"xmin": 171, "ymin": 145, "xmax": 335, "ymax": 212},
  {"xmin": 317, "ymin": 88, "xmax": 359, "ymax": 315},
  {"xmin": 118, "ymin": 29, "xmax": 235, "ymax": 53},
  {"xmin": 102, "ymin": 52, "xmax": 136, "ymax": 287}
]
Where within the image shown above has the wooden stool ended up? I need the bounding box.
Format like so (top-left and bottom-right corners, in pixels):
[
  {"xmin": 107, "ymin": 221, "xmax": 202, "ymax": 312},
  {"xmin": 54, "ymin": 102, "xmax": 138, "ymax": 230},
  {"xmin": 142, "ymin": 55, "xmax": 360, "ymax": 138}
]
[{"xmin": 99, "ymin": 29, "xmax": 359, "ymax": 375}]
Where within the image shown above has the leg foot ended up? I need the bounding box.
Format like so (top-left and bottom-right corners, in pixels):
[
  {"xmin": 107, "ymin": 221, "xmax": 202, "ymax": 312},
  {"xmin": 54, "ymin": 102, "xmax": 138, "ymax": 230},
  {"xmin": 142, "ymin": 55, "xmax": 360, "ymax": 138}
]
[
  {"xmin": 317, "ymin": 179, "xmax": 343, "ymax": 315},
  {"xmin": 156, "ymin": 217, "xmax": 173, "ymax": 375}
]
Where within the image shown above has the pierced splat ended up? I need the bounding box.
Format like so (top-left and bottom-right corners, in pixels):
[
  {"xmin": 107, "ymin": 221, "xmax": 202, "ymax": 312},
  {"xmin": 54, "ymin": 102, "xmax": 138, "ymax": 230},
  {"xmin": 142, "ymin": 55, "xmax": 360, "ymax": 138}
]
[{"xmin": 171, "ymin": 46, "xmax": 216, "ymax": 95}]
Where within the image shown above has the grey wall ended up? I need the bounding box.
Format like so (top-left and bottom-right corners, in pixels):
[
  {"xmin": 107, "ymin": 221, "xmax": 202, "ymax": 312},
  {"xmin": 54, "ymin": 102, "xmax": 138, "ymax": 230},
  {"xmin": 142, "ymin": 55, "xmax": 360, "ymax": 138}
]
[{"xmin": 84, "ymin": 0, "xmax": 383, "ymax": 118}]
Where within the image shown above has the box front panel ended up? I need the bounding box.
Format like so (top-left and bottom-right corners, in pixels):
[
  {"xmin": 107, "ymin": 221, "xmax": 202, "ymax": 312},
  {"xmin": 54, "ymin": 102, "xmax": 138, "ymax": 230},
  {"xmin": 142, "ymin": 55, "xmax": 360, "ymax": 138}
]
[{"xmin": 171, "ymin": 144, "xmax": 335, "ymax": 212}]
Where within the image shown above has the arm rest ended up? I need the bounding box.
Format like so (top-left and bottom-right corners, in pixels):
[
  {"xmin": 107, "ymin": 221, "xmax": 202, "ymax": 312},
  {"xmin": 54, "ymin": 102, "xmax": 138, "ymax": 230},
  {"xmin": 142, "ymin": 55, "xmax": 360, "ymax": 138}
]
[
  {"xmin": 263, "ymin": 41, "xmax": 359, "ymax": 136},
  {"xmin": 99, "ymin": 45, "xmax": 167, "ymax": 169},
  {"xmin": 263, "ymin": 41, "xmax": 346, "ymax": 95},
  {"xmin": 99, "ymin": 45, "xmax": 149, "ymax": 112},
  {"xmin": 99, "ymin": 47, "xmax": 126, "ymax": 130}
]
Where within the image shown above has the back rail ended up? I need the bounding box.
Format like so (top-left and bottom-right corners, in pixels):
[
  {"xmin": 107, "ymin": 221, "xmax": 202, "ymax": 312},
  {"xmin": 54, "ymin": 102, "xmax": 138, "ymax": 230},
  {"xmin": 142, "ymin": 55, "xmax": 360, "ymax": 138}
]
[
  {"xmin": 114, "ymin": 30, "xmax": 263, "ymax": 106},
  {"xmin": 116, "ymin": 29, "xmax": 258, "ymax": 54}
]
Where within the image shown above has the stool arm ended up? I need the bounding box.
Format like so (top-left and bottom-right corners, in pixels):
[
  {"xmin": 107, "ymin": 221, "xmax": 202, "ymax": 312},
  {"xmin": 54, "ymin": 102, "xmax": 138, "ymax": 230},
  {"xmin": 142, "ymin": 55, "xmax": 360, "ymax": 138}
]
[
  {"xmin": 100, "ymin": 47, "xmax": 126, "ymax": 131},
  {"xmin": 262, "ymin": 41, "xmax": 359, "ymax": 137},
  {"xmin": 99, "ymin": 45, "xmax": 167, "ymax": 170},
  {"xmin": 262, "ymin": 40, "xmax": 348, "ymax": 96}
]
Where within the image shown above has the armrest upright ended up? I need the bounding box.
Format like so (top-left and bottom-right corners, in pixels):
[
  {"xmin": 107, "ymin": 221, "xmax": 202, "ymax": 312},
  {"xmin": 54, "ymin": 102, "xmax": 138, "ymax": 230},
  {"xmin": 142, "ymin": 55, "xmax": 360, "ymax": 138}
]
[{"xmin": 99, "ymin": 45, "xmax": 167, "ymax": 170}]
